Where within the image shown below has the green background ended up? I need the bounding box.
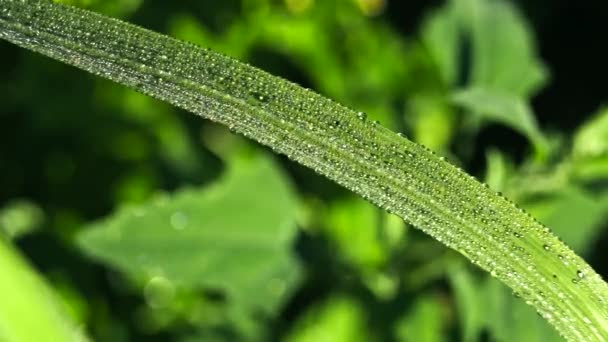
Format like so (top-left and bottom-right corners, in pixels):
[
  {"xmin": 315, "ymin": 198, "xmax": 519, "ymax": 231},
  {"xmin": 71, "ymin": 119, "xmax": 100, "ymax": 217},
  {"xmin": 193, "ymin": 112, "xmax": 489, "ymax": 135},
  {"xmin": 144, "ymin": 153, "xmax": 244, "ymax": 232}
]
[{"xmin": 1, "ymin": 0, "xmax": 607, "ymax": 340}]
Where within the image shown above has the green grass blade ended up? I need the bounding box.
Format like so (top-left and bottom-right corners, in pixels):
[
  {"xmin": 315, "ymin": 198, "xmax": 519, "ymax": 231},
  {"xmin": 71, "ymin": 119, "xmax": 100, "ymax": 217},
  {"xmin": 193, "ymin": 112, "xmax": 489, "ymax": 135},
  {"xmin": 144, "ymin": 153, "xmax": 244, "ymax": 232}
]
[
  {"xmin": 1, "ymin": 1, "xmax": 607, "ymax": 340},
  {"xmin": 0, "ymin": 238, "xmax": 81, "ymax": 341}
]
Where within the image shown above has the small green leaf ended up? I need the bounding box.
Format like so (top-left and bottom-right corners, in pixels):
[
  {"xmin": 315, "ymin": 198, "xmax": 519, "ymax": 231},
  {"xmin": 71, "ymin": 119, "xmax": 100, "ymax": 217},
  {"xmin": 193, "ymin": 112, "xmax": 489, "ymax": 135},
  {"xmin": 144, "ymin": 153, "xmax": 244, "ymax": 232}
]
[
  {"xmin": 573, "ymin": 107, "xmax": 608, "ymax": 159},
  {"xmin": 0, "ymin": 199, "xmax": 44, "ymax": 240}
]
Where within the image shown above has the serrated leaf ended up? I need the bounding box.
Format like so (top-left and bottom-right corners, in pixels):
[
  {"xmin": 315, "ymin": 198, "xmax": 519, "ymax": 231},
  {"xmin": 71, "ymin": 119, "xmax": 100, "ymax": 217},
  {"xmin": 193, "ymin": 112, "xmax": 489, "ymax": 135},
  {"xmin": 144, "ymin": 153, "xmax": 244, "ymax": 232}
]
[{"xmin": 77, "ymin": 155, "xmax": 301, "ymax": 316}]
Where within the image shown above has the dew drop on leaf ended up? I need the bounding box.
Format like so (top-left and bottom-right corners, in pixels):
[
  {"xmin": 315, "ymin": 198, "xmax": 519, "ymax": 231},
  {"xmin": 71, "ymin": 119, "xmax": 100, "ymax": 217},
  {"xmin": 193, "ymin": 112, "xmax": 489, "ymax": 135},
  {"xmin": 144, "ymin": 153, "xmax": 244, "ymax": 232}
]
[
  {"xmin": 144, "ymin": 276, "xmax": 175, "ymax": 309},
  {"xmin": 170, "ymin": 212, "xmax": 188, "ymax": 230}
]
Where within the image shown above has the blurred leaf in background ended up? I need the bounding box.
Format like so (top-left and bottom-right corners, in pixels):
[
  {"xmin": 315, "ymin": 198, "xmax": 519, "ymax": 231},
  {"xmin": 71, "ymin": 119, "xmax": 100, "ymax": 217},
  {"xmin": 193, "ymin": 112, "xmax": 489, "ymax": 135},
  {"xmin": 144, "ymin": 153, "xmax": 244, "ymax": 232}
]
[
  {"xmin": 0, "ymin": 199, "xmax": 44, "ymax": 240},
  {"xmin": 418, "ymin": 0, "xmax": 549, "ymax": 156},
  {"xmin": 78, "ymin": 154, "xmax": 301, "ymax": 339},
  {"xmin": 286, "ymin": 296, "xmax": 370, "ymax": 342},
  {"xmin": 0, "ymin": 238, "xmax": 84, "ymax": 341}
]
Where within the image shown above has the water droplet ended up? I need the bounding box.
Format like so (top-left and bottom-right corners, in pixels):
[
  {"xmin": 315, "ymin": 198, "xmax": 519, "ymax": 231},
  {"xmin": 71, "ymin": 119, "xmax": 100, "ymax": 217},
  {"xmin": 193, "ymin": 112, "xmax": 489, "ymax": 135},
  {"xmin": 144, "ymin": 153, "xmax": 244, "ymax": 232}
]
[
  {"xmin": 132, "ymin": 208, "xmax": 145, "ymax": 217},
  {"xmin": 543, "ymin": 244, "xmax": 550, "ymax": 251},
  {"xmin": 250, "ymin": 91, "xmax": 268, "ymax": 103},
  {"xmin": 154, "ymin": 193, "xmax": 169, "ymax": 207},
  {"xmin": 356, "ymin": 111, "xmax": 367, "ymax": 120},
  {"xmin": 576, "ymin": 270, "xmax": 584, "ymax": 279},
  {"xmin": 170, "ymin": 212, "xmax": 188, "ymax": 230},
  {"xmin": 144, "ymin": 276, "xmax": 175, "ymax": 309}
]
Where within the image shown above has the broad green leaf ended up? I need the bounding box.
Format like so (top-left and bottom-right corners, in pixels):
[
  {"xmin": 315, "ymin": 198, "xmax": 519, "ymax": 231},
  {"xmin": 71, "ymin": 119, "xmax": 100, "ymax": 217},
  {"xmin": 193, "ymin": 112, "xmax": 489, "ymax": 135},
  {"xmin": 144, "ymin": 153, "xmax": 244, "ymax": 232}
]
[
  {"xmin": 420, "ymin": 0, "xmax": 461, "ymax": 87},
  {"xmin": 452, "ymin": 87, "xmax": 547, "ymax": 152},
  {"xmin": 78, "ymin": 155, "xmax": 301, "ymax": 318},
  {"xmin": 422, "ymin": 0, "xmax": 548, "ymax": 152},
  {"xmin": 422, "ymin": 0, "xmax": 548, "ymax": 95},
  {"xmin": 464, "ymin": 0, "xmax": 547, "ymax": 97},
  {"xmin": 2, "ymin": 1, "xmax": 608, "ymax": 339},
  {"xmin": 0, "ymin": 238, "xmax": 83, "ymax": 342}
]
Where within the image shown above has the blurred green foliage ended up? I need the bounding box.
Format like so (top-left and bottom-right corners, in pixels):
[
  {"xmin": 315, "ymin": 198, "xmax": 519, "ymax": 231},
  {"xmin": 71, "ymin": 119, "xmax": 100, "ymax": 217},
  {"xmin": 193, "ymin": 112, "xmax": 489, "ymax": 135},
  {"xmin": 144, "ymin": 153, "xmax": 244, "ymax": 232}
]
[{"xmin": 1, "ymin": 0, "xmax": 607, "ymax": 341}]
